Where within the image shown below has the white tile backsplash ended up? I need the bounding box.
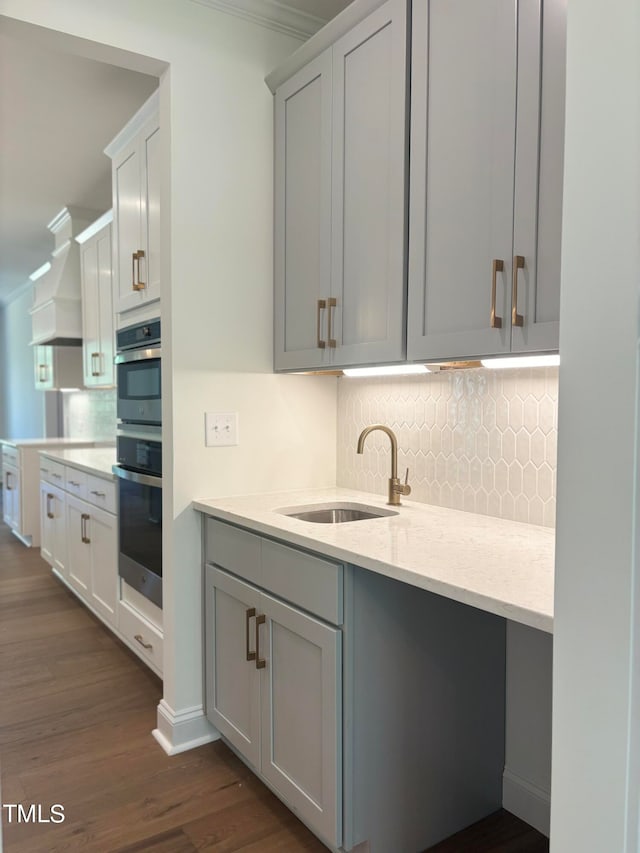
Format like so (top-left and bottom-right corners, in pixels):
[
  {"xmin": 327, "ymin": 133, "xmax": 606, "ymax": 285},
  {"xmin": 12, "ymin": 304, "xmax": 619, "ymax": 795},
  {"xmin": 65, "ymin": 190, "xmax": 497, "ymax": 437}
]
[
  {"xmin": 337, "ymin": 366, "xmax": 558, "ymax": 528},
  {"xmin": 62, "ymin": 388, "xmax": 117, "ymax": 441}
]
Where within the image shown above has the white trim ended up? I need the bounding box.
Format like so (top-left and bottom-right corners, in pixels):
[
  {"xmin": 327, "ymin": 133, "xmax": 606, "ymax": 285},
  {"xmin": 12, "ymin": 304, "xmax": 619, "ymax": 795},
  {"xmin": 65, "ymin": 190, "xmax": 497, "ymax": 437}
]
[
  {"xmin": 152, "ymin": 698, "xmax": 220, "ymax": 755},
  {"xmin": 104, "ymin": 90, "xmax": 159, "ymax": 159},
  {"xmin": 75, "ymin": 210, "xmax": 113, "ymax": 245},
  {"xmin": 502, "ymin": 768, "xmax": 551, "ymax": 837},
  {"xmin": 188, "ymin": 0, "xmax": 326, "ymax": 40}
]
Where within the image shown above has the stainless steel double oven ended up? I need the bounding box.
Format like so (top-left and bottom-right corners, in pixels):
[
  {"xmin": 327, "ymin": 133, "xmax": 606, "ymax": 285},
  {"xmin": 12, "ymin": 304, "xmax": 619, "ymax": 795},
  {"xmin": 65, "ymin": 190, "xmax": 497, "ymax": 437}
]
[{"xmin": 114, "ymin": 318, "xmax": 163, "ymax": 608}]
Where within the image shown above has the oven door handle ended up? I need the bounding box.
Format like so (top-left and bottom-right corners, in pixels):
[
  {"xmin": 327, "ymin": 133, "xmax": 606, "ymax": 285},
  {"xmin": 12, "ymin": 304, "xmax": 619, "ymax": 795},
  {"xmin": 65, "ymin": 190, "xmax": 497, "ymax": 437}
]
[
  {"xmin": 114, "ymin": 347, "xmax": 162, "ymax": 365},
  {"xmin": 113, "ymin": 466, "xmax": 163, "ymax": 487}
]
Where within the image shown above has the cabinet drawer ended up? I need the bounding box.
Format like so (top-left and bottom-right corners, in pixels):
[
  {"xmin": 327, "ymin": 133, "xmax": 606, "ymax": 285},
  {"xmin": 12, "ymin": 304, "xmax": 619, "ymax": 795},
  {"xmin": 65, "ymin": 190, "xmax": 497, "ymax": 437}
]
[
  {"xmin": 2, "ymin": 446, "xmax": 19, "ymax": 467},
  {"xmin": 42, "ymin": 459, "xmax": 65, "ymax": 486},
  {"xmin": 205, "ymin": 519, "xmax": 262, "ymax": 586},
  {"xmin": 118, "ymin": 600, "xmax": 163, "ymax": 674},
  {"xmin": 86, "ymin": 474, "xmax": 116, "ymax": 513},
  {"xmin": 262, "ymin": 539, "xmax": 343, "ymax": 625},
  {"xmin": 65, "ymin": 467, "xmax": 88, "ymax": 499}
]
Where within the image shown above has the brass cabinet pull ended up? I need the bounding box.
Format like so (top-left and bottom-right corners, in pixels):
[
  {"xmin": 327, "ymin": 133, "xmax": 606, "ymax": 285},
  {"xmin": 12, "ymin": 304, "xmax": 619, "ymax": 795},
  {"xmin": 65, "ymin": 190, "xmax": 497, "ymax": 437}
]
[
  {"xmin": 132, "ymin": 250, "xmax": 146, "ymax": 291},
  {"xmin": 490, "ymin": 260, "xmax": 504, "ymax": 329},
  {"xmin": 134, "ymin": 634, "xmax": 153, "ymax": 651},
  {"xmin": 245, "ymin": 607, "xmax": 256, "ymax": 661},
  {"xmin": 69, "ymin": 480, "xmax": 81, "ymax": 487},
  {"xmin": 512, "ymin": 255, "xmax": 525, "ymax": 327},
  {"xmin": 40, "ymin": 467, "xmax": 49, "ymax": 475},
  {"xmin": 81, "ymin": 513, "xmax": 91, "ymax": 544},
  {"xmin": 255, "ymin": 613, "xmax": 266, "ymax": 670},
  {"xmin": 327, "ymin": 297, "xmax": 337, "ymax": 348},
  {"xmin": 38, "ymin": 364, "xmax": 47, "ymax": 383},
  {"xmin": 46, "ymin": 493, "xmax": 54, "ymax": 520},
  {"xmin": 51, "ymin": 473, "xmax": 62, "ymax": 480},
  {"xmin": 90, "ymin": 490, "xmax": 106, "ymax": 498},
  {"xmin": 317, "ymin": 299, "xmax": 327, "ymax": 349},
  {"xmin": 5, "ymin": 472, "xmax": 12, "ymax": 491},
  {"xmin": 91, "ymin": 352, "xmax": 101, "ymax": 377}
]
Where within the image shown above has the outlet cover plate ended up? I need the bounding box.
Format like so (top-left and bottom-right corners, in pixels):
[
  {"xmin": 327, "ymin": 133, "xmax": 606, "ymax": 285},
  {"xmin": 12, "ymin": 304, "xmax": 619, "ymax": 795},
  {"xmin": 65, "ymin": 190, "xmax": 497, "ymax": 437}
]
[{"xmin": 205, "ymin": 412, "xmax": 239, "ymax": 447}]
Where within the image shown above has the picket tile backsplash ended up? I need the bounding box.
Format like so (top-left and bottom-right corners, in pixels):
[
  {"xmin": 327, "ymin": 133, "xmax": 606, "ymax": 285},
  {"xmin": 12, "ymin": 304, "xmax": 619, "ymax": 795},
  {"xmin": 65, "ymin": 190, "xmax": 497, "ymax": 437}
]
[{"xmin": 337, "ymin": 367, "xmax": 558, "ymax": 528}]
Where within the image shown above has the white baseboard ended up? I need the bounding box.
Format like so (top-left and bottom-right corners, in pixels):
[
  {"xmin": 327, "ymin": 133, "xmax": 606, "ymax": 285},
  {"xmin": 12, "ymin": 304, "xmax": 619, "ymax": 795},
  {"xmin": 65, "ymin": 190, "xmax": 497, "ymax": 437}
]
[
  {"xmin": 152, "ymin": 698, "xmax": 220, "ymax": 755},
  {"xmin": 502, "ymin": 768, "xmax": 551, "ymax": 836}
]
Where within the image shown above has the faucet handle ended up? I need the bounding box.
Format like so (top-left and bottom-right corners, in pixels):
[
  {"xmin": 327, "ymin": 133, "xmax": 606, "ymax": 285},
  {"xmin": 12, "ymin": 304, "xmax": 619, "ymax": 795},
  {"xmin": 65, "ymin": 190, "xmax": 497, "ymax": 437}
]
[{"xmin": 398, "ymin": 468, "xmax": 411, "ymax": 497}]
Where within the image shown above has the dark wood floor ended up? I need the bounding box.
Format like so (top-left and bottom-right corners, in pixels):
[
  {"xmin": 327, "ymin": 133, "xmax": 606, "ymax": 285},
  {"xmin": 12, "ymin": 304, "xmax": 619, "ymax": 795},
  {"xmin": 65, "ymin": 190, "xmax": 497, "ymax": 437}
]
[{"xmin": 0, "ymin": 521, "xmax": 549, "ymax": 853}]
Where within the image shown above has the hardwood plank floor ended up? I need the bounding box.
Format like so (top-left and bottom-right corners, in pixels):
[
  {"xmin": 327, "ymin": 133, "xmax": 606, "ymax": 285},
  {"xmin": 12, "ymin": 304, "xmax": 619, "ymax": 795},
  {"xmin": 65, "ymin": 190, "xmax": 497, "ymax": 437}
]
[{"xmin": 0, "ymin": 521, "xmax": 549, "ymax": 853}]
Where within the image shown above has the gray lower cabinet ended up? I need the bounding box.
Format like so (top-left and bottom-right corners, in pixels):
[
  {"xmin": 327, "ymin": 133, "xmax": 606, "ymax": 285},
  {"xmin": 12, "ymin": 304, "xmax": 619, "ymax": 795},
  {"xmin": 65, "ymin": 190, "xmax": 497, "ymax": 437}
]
[
  {"xmin": 273, "ymin": 0, "xmax": 407, "ymax": 371},
  {"xmin": 204, "ymin": 518, "xmax": 506, "ymax": 852},
  {"xmin": 205, "ymin": 564, "xmax": 342, "ymax": 849},
  {"xmin": 407, "ymin": 0, "xmax": 566, "ymax": 361}
]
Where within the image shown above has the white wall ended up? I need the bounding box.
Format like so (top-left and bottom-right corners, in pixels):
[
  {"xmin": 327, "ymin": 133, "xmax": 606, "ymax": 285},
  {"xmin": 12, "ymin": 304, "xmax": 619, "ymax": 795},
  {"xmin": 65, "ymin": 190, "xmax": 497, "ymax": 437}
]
[
  {"xmin": 552, "ymin": 0, "xmax": 640, "ymax": 849},
  {"xmin": 0, "ymin": 287, "xmax": 45, "ymax": 438},
  {"xmin": 0, "ymin": 0, "xmax": 337, "ymax": 751}
]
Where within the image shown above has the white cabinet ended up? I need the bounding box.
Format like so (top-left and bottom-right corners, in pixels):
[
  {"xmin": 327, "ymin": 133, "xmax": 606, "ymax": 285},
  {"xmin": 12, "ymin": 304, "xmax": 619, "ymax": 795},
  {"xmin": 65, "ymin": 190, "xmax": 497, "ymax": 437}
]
[
  {"xmin": 66, "ymin": 493, "xmax": 117, "ymax": 628},
  {"xmin": 407, "ymin": 0, "xmax": 566, "ymax": 361},
  {"xmin": 105, "ymin": 91, "xmax": 161, "ymax": 316},
  {"xmin": 274, "ymin": 0, "xmax": 407, "ymax": 371},
  {"xmin": 3, "ymin": 462, "xmax": 21, "ymax": 534},
  {"xmin": 33, "ymin": 344, "xmax": 83, "ymax": 390},
  {"xmin": 77, "ymin": 212, "xmax": 115, "ymax": 387},
  {"xmin": 39, "ymin": 480, "xmax": 67, "ymax": 576}
]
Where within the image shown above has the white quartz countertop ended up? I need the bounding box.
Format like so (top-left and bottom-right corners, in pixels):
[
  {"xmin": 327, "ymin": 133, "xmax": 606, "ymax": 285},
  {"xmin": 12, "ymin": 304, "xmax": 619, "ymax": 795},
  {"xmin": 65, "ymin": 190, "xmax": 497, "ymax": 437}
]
[
  {"xmin": 40, "ymin": 447, "xmax": 117, "ymax": 479},
  {"xmin": 193, "ymin": 488, "xmax": 555, "ymax": 633},
  {"xmin": 1, "ymin": 438, "xmax": 99, "ymax": 448}
]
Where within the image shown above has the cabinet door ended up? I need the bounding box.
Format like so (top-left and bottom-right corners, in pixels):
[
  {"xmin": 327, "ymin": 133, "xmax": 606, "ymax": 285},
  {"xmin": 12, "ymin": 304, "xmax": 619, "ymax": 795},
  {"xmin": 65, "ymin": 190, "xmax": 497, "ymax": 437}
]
[
  {"xmin": 510, "ymin": 0, "xmax": 565, "ymax": 353},
  {"xmin": 330, "ymin": 0, "xmax": 407, "ymax": 367},
  {"xmin": 66, "ymin": 496, "xmax": 91, "ymax": 599},
  {"xmin": 274, "ymin": 51, "xmax": 333, "ymax": 371},
  {"xmin": 39, "ymin": 482, "xmax": 55, "ymax": 565},
  {"xmin": 4, "ymin": 464, "xmax": 20, "ymax": 532},
  {"xmin": 34, "ymin": 346, "xmax": 54, "ymax": 390},
  {"xmin": 140, "ymin": 116, "xmax": 161, "ymax": 305},
  {"xmin": 259, "ymin": 591, "xmax": 342, "ymax": 848},
  {"xmin": 407, "ymin": 0, "xmax": 517, "ymax": 361},
  {"xmin": 205, "ymin": 566, "xmax": 261, "ymax": 769},
  {"xmin": 51, "ymin": 489, "xmax": 67, "ymax": 578},
  {"xmin": 96, "ymin": 226, "xmax": 115, "ymax": 384},
  {"xmin": 81, "ymin": 239, "xmax": 101, "ymax": 387},
  {"xmin": 113, "ymin": 137, "xmax": 144, "ymax": 314},
  {"xmin": 87, "ymin": 505, "xmax": 117, "ymax": 627}
]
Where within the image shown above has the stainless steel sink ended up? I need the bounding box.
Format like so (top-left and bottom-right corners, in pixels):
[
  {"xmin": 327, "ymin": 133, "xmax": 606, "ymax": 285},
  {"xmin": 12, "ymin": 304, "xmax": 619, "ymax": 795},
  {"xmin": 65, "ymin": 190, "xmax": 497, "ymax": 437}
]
[{"xmin": 279, "ymin": 502, "xmax": 398, "ymax": 524}]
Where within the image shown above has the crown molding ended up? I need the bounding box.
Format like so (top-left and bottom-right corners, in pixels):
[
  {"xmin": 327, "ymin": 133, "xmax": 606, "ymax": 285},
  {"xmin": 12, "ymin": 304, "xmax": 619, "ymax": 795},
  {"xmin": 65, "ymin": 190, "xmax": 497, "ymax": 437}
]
[{"xmin": 188, "ymin": 0, "xmax": 327, "ymax": 40}]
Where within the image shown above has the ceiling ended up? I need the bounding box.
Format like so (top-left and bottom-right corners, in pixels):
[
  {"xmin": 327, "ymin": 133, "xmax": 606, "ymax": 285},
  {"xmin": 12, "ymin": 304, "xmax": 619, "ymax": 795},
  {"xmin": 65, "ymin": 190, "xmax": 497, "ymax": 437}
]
[{"xmin": 0, "ymin": 0, "xmax": 352, "ymax": 307}]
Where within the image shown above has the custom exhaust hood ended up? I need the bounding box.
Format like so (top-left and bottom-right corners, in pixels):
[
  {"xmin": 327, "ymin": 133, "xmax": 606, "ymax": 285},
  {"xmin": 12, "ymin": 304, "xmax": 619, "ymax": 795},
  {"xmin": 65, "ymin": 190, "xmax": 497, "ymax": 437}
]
[{"xmin": 29, "ymin": 206, "xmax": 99, "ymax": 346}]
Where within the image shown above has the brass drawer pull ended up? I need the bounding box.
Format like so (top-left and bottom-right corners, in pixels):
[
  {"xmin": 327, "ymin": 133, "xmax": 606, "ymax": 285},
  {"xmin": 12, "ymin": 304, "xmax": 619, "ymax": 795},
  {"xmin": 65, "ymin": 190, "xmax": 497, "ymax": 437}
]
[
  {"xmin": 327, "ymin": 297, "xmax": 337, "ymax": 348},
  {"xmin": 255, "ymin": 613, "xmax": 266, "ymax": 670},
  {"xmin": 245, "ymin": 607, "xmax": 256, "ymax": 661},
  {"xmin": 69, "ymin": 480, "xmax": 81, "ymax": 487},
  {"xmin": 81, "ymin": 513, "xmax": 91, "ymax": 544},
  {"xmin": 317, "ymin": 299, "xmax": 327, "ymax": 349},
  {"xmin": 512, "ymin": 254, "xmax": 525, "ymax": 327},
  {"xmin": 90, "ymin": 490, "xmax": 106, "ymax": 498},
  {"xmin": 134, "ymin": 634, "xmax": 153, "ymax": 651},
  {"xmin": 490, "ymin": 259, "xmax": 504, "ymax": 329},
  {"xmin": 132, "ymin": 250, "xmax": 146, "ymax": 291}
]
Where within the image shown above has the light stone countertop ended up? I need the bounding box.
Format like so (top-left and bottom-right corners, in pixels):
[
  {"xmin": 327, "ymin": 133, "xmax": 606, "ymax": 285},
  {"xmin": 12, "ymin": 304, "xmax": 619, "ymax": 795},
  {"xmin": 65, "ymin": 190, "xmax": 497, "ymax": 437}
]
[
  {"xmin": 193, "ymin": 487, "xmax": 555, "ymax": 634},
  {"xmin": 1, "ymin": 438, "xmax": 100, "ymax": 448},
  {"xmin": 40, "ymin": 447, "xmax": 117, "ymax": 480}
]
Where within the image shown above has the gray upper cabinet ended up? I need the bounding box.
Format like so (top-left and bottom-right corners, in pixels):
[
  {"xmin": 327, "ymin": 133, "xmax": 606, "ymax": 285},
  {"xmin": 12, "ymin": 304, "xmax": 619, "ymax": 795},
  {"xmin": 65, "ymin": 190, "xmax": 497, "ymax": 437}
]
[
  {"xmin": 274, "ymin": 52, "xmax": 332, "ymax": 371},
  {"xmin": 273, "ymin": 0, "xmax": 407, "ymax": 371},
  {"xmin": 407, "ymin": 0, "xmax": 566, "ymax": 361}
]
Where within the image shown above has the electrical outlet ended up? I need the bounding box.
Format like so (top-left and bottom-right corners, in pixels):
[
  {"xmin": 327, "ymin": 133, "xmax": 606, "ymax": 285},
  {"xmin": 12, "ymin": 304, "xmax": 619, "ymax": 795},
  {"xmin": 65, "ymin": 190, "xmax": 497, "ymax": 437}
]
[{"xmin": 205, "ymin": 412, "xmax": 239, "ymax": 447}]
